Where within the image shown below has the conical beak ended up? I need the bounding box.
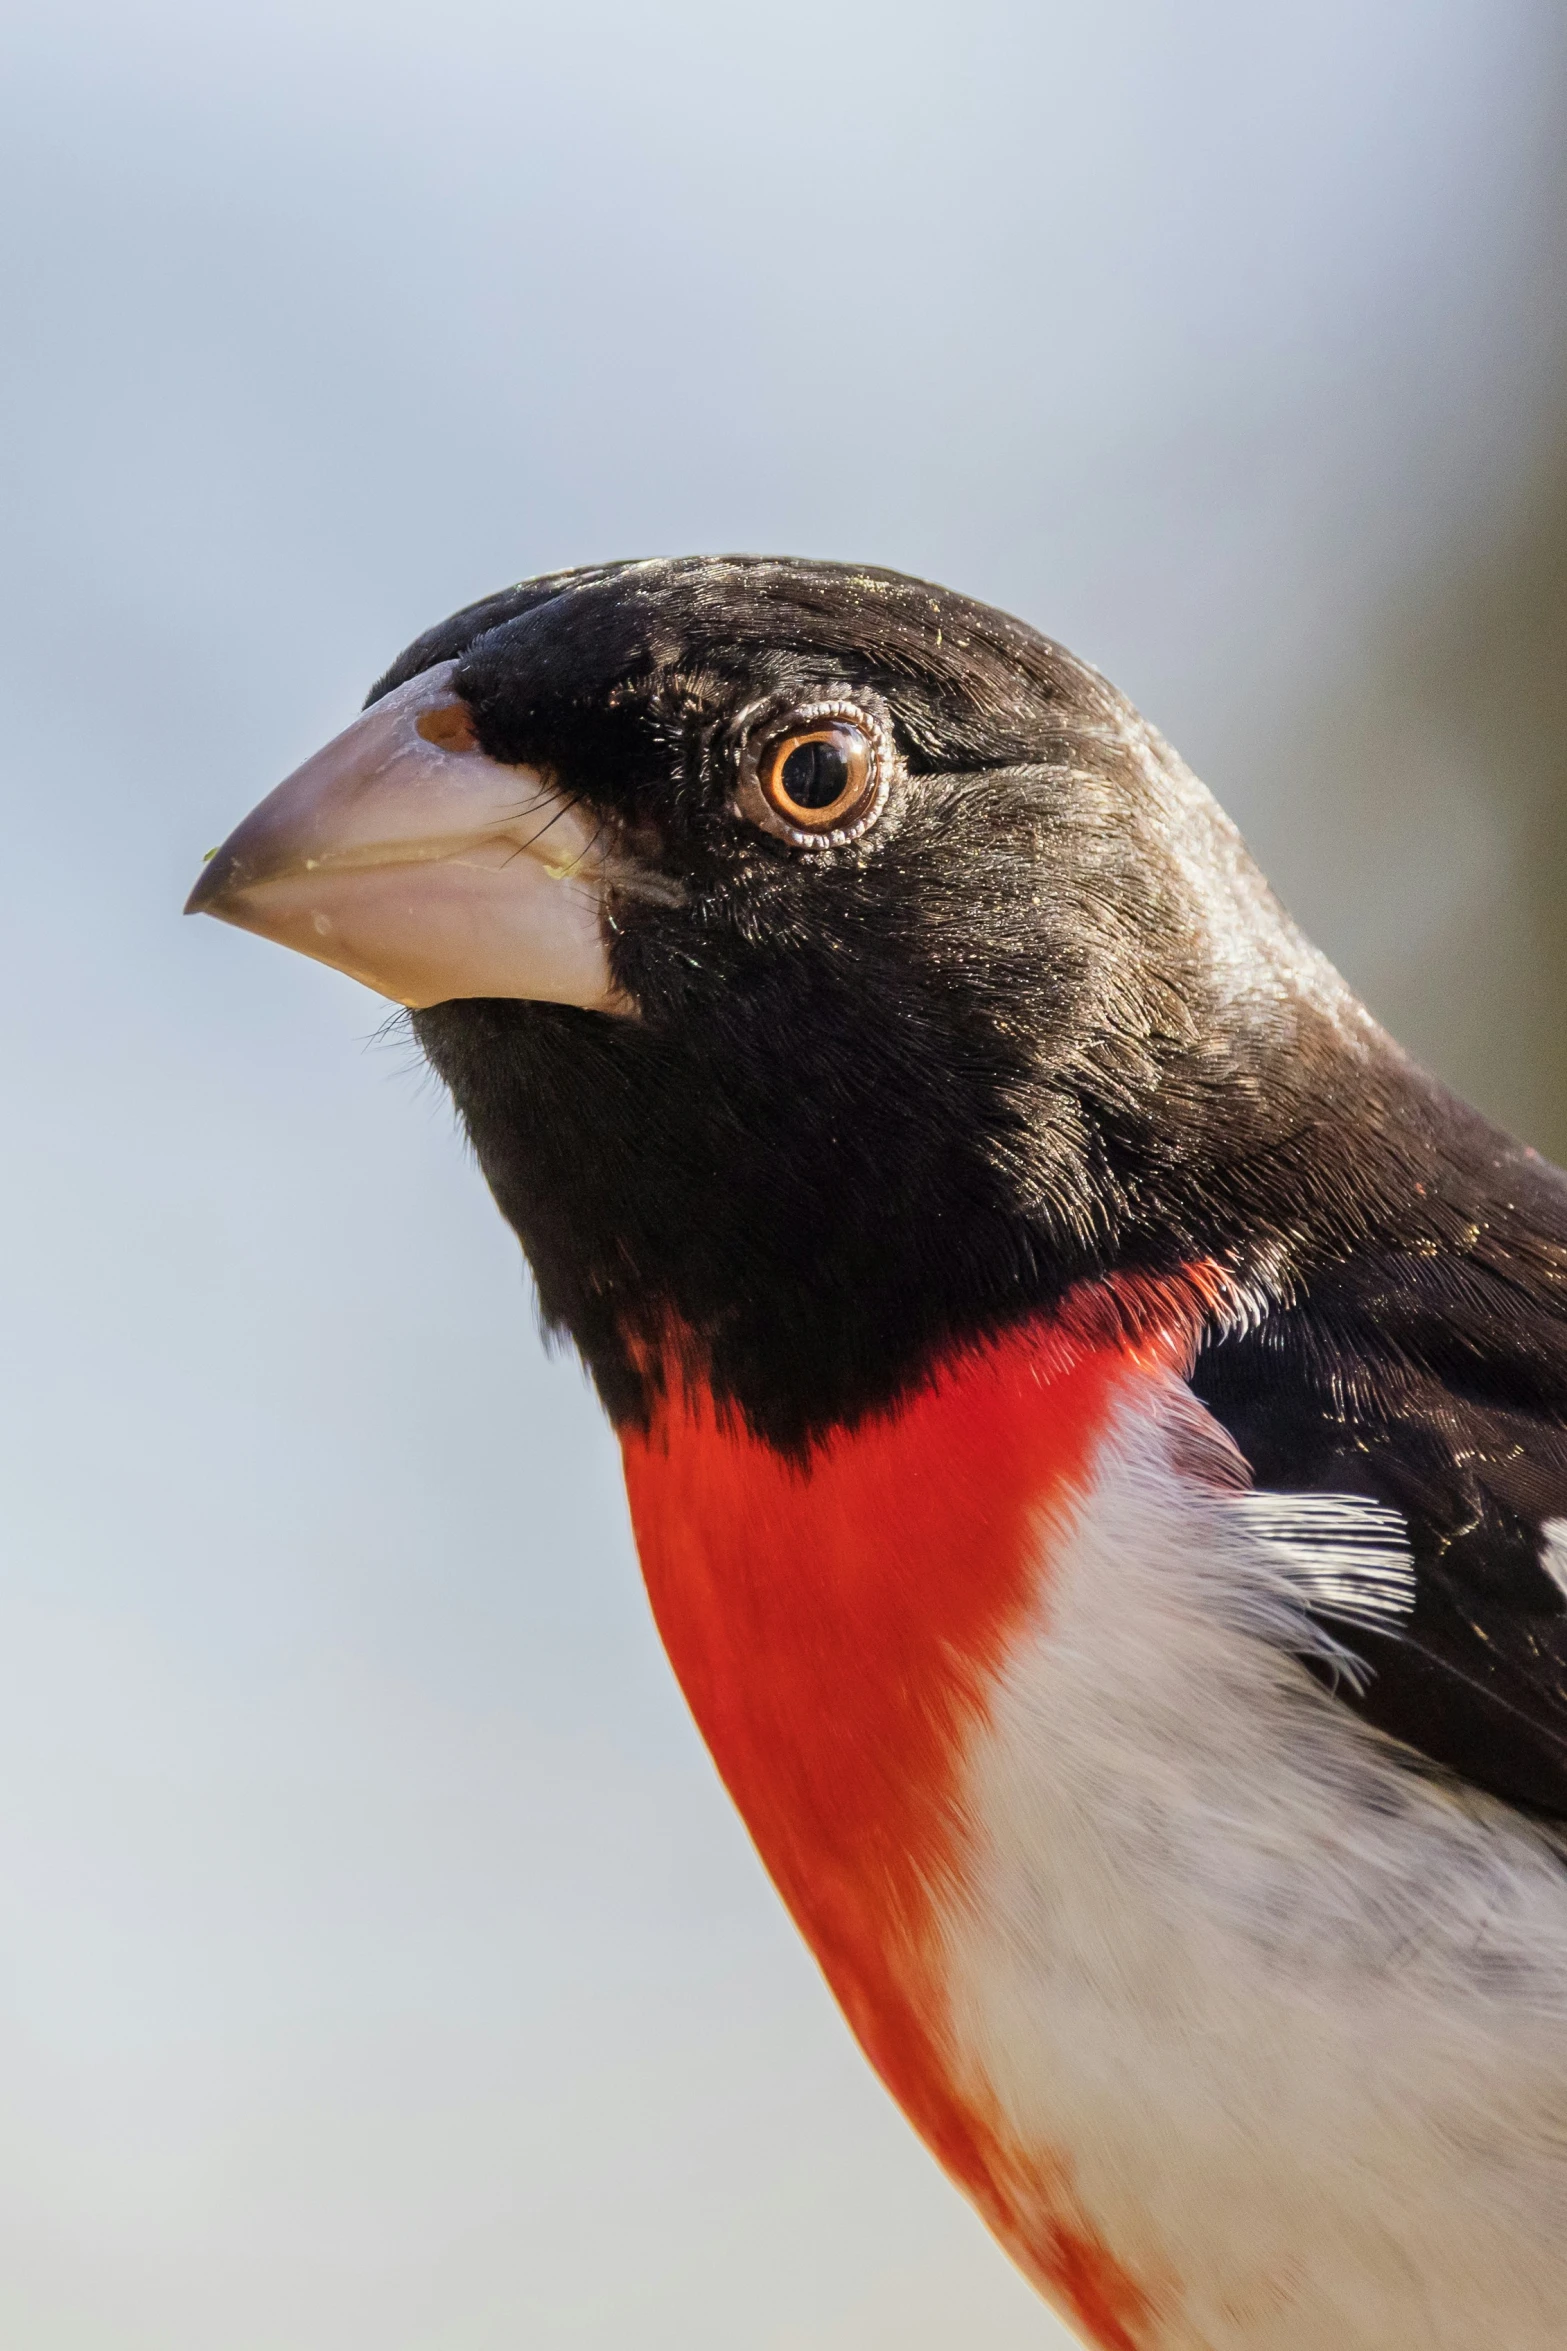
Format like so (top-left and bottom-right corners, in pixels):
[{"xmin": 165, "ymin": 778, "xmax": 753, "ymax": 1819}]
[{"xmin": 186, "ymin": 660, "xmax": 624, "ymax": 1012}]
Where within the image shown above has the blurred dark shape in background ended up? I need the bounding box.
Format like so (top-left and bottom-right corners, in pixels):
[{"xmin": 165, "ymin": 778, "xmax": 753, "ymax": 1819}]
[
  {"xmin": 1367, "ymin": 413, "xmax": 1567, "ymax": 1155},
  {"xmin": 1267, "ymin": 114, "xmax": 1567, "ymax": 1154}
]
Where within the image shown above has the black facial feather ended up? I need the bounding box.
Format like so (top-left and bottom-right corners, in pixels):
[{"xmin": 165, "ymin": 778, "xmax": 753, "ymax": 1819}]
[{"xmin": 385, "ymin": 554, "xmax": 1567, "ymax": 1815}]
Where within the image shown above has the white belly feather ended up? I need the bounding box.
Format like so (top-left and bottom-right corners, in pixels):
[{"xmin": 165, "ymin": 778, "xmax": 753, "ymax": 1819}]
[{"xmin": 939, "ymin": 1376, "xmax": 1567, "ymax": 2348}]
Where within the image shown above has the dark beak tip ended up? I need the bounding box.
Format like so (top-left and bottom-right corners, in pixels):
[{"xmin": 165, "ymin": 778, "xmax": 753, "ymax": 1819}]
[{"xmin": 184, "ymin": 852, "xmax": 238, "ymax": 918}]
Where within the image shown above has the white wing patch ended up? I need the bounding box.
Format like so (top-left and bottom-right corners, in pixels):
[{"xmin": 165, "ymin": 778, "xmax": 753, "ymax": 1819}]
[
  {"xmin": 1227, "ymin": 1489, "xmax": 1416, "ymax": 1635},
  {"xmin": 1539, "ymin": 1518, "xmax": 1567, "ymax": 1603}
]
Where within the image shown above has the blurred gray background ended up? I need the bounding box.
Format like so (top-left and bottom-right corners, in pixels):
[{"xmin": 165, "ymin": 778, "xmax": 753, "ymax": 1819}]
[{"xmin": 1, "ymin": 2, "xmax": 1564, "ymax": 2344}]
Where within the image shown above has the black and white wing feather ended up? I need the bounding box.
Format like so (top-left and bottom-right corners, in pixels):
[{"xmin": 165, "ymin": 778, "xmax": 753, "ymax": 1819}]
[{"xmin": 1193, "ymin": 1239, "xmax": 1567, "ymax": 1818}]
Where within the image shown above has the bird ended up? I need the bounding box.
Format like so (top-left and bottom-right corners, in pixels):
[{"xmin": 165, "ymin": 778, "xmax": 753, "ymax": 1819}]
[{"xmin": 187, "ymin": 555, "xmax": 1567, "ymax": 2349}]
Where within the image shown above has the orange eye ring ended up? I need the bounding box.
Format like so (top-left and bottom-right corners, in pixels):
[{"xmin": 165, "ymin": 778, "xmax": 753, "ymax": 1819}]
[{"xmin": 736, "ymin": 698, "xmax": 892, "ymax": 848}]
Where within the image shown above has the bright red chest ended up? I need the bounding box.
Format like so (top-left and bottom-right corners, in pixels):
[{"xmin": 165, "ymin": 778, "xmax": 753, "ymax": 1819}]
[{"xmin": 619, "ymin": 1315, "xmax": 1187, "ymax": 2348}]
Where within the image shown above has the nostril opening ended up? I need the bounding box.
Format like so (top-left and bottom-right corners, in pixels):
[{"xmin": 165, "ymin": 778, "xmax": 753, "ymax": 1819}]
[{"xmin": 416, "ymin": 701, "xmax": 479, "ymax": 754}]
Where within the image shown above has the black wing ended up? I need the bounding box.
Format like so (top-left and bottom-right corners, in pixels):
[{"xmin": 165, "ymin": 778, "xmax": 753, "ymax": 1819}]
[{"xmin": 1191, "ymin": 1233, "xmax": 1567, "ymax": 1817}]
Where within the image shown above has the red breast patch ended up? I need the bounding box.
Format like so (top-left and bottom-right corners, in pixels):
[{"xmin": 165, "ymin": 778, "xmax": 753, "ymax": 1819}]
[{"xmin": 620, "ymin": 1277, "xmax": 1220, "ymax": 2347}]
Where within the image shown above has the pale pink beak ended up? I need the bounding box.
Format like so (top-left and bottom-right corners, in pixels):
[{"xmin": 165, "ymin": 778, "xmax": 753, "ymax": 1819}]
[{"xmin": 186, "ymin": 660, "xmax": 626, "ymax": 1013}]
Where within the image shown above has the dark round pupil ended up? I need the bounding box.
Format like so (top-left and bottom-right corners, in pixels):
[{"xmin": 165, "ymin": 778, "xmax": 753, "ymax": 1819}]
[{"xmin": 780, "ymin": 735, "xmax": 851, "ymax": 810}]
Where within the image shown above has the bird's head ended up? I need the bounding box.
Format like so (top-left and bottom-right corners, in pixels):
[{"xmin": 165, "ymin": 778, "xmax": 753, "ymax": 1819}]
[{"xmin": 189, "ymin": 555, "xmax": 1390, "ymax": 1448}]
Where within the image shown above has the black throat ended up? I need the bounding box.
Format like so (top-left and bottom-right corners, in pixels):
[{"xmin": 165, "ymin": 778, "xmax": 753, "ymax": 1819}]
[{"xmin": 414, "ymin": 978, "xmax": 1483, "ymax": 1453}]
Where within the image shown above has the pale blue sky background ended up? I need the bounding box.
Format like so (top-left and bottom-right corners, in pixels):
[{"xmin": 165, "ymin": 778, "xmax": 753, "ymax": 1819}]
[{"xmin": 1, "ymin": 4, "xmax": 1565, "ymax": 2344}]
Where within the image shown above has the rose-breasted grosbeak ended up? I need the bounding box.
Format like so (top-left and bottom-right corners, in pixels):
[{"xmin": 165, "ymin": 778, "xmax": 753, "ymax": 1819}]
[{"xmin": 188, "ymin": 558, "xmax": 1567, "ymax": 2349}]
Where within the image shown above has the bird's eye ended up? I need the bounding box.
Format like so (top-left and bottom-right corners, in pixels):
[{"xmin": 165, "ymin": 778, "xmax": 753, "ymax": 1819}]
[
  {"xmin": 737, "ymin": 700, "xmax": 892, "ymax": 848},
  {"xmin": 762, "ymin": 725, "xmax": 870, "ymax": 828}
]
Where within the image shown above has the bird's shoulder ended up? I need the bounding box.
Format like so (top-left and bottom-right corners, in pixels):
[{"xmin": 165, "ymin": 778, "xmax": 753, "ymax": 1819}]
[{"xmin": 1189, "ymin": 1166, "xmax": 1567, "ymax": 1817}]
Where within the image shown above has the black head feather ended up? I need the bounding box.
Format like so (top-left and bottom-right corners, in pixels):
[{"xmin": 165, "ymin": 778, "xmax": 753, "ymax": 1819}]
[{"xmin": 368, "ymin": 557, "xmax": 1567, "ymax": 1466}]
